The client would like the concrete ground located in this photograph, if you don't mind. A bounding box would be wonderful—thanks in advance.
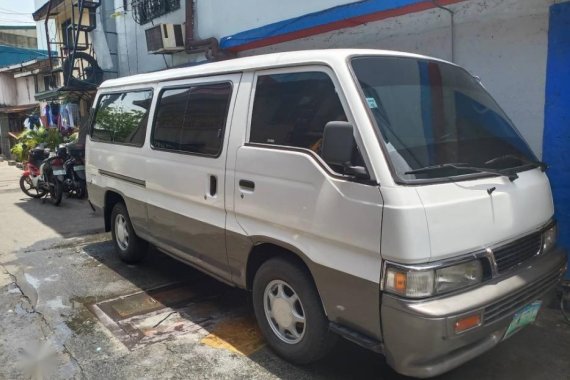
[0,161,569,380]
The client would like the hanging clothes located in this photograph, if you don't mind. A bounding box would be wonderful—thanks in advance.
[60,103,70,131]
[49,103,60,128]
[40,103,48,128]
[28,115,40,129]
[66,103,79,128]
[59,102,80,130]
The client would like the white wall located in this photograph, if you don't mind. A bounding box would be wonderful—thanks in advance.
[0,74,35,106]
[35,18,56,52]
[114,0,190,77]
[16,77,36,105]
[195,0,358,39]
[243,0,551,157]
[0,74,17,106]
[113,0,360,76]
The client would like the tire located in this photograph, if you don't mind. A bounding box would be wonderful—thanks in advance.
[49,177,63,206]
[110,202,147,263]
[252,257,337,364]
[78,181,87,199]
[19,175,46,198]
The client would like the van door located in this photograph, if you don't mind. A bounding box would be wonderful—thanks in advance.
[231,67,384,339]
[146,73,241,282]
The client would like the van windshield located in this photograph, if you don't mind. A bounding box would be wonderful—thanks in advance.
[350,56,539,182]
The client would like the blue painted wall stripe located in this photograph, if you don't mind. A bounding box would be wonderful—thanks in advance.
[543,1,570,278]
[221,0,442,50]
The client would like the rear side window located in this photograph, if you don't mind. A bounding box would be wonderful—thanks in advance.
[152,82,232,157]
[250,71,347,152]
[91,90,153,146]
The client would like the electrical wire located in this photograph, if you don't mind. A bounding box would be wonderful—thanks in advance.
[0,7,34,15]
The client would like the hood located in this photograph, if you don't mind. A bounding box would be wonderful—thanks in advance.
[415,168,553,261]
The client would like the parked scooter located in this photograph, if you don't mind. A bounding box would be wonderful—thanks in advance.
[19,144,66,206]
[62,142,87,199]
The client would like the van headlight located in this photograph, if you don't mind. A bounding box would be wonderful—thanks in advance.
[384,260,483,298]
[542,224,557,253]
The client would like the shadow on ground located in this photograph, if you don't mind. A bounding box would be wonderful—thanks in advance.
[15,197,104,238]
[81,240,406,380]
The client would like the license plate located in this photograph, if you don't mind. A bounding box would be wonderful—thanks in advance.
[503,300,542,339]
[53,169,66,176]
[73,165,85,171]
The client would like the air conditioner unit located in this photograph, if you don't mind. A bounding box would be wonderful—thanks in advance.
[145,24,185,54]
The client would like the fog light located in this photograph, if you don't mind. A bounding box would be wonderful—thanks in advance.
[454,314,481,333]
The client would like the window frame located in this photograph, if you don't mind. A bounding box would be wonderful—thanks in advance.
[89,88,154,148]
[149,80,234,159]
[247,65,374,183]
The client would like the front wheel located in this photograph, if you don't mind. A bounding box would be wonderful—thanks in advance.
[19,175,46,198]
[252,257,337,364]
[49,177,63,206]
[110,203,147,263]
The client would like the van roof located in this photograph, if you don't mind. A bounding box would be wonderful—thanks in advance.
[99,49,450,89]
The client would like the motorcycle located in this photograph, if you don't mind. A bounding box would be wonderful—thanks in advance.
[19,144,66,206]
[62,143,87,199]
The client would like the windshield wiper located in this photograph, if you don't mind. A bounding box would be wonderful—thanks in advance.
[405,162,519,181]
[484,154,547,172]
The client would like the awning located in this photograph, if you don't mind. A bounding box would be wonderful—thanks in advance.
[33,0,65,21]
[0,104,38,114]
[35,86,97,102]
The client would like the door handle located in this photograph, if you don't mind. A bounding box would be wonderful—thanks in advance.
[239,179,255,191]
[209,175,217,196]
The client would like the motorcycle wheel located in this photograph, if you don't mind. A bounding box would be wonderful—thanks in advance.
[19,175,47,198]
[49,177,63,206]
[77,181,87,199]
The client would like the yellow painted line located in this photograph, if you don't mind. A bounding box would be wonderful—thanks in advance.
[201,316,265,356]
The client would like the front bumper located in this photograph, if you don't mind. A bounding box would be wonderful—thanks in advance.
[381,247,567,378]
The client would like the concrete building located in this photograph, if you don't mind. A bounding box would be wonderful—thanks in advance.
[0,45,51,159]
[0,26,38,49]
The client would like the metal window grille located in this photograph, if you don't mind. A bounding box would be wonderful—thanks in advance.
[132,0,181,25]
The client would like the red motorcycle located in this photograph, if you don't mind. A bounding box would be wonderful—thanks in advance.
[19,145,65,206]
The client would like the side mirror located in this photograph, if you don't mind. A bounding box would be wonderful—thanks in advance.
[321,121,369,179]
[321,121,355,166]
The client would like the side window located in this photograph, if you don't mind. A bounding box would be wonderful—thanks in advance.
[250,71,347,154]
[91,90,153,146]
[152,82,232,156]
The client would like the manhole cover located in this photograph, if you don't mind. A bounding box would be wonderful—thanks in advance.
[87,280,264,354]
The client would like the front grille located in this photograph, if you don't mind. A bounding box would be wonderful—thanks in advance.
[483,269,561,324]
[493,232,542,273]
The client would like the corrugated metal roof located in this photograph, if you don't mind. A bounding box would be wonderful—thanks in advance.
[0,44,50,69]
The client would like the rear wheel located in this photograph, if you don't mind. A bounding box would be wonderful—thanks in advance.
[111,203,147,263]
[49,176,63,206]
[19,175,46,198]
[252,257,337,364]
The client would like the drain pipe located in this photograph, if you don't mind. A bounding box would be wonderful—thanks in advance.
[185,0,234,61]
[432,0,455,62]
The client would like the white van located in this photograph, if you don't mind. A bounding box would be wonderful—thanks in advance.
[86,49,567,378]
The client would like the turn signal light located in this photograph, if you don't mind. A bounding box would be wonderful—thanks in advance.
[394,272,407,292]
[454,314,481,333]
